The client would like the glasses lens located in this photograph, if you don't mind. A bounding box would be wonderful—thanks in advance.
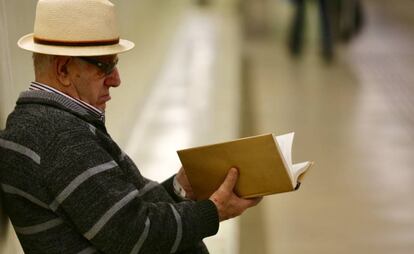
[78,57,118,76]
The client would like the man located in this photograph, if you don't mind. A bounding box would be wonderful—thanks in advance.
[0,0,260,253]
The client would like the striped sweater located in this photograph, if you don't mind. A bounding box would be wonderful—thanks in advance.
[0,89,219,254]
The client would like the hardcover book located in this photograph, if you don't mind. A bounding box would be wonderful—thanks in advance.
[177,132,313,200]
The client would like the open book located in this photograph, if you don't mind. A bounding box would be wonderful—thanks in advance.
[177,132,313,200]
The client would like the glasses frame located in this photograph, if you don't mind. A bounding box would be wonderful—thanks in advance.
[77,57,119,76]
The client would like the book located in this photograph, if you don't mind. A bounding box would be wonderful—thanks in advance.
[177,132,313,200]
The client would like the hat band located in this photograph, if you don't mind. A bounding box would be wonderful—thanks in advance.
[34,37,120,47]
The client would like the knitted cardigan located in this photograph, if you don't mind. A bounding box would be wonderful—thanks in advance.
[0,90,219,254]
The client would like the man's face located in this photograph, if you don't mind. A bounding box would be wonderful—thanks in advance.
[69,54,120,111]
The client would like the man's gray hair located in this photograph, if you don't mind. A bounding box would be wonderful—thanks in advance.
[32,53,55,77]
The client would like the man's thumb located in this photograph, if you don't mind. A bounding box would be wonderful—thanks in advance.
[220,168,238,191]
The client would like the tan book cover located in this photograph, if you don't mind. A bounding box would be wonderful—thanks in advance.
[177,132,313,200]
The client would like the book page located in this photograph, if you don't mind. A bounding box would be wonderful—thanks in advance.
[292,161,312,185]
[274,132,294,167]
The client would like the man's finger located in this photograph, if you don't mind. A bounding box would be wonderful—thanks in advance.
[238,197,262,209]
[247,197,262,207]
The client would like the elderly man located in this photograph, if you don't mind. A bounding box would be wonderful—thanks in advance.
[0,0,260,253]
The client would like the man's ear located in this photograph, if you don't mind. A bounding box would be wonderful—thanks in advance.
[55,56,72,87]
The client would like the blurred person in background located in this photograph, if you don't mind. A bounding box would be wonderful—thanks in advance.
[289,0,365,60]
[0,0,260,253]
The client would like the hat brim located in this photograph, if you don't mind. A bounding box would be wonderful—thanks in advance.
[17,33,135,56]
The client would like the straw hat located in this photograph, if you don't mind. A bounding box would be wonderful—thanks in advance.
[18,0,134,56]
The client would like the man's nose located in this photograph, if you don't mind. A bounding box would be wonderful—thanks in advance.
[105,67,121,87]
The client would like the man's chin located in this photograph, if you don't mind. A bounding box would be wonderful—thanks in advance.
[97,95,111,111]
[94,101,106,111]
[98,104,106,111]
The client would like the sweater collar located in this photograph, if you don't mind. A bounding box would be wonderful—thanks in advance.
[18,82,106,124]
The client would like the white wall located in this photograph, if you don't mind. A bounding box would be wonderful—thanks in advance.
[0,0,36,128]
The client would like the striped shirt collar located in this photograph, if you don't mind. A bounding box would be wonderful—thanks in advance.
[29,81,105,122]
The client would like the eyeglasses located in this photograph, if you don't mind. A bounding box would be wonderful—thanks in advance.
[77,57,119,76]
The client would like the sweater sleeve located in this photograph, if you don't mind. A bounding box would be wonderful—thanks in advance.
[41,129,219,254]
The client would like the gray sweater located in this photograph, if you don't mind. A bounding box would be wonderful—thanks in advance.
[0,90,219,254]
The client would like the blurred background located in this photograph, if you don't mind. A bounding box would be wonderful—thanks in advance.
[1,0,414,253]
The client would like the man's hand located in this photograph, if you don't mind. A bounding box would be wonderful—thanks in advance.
[209,168,262,221]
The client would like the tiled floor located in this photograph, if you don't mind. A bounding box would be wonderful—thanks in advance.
[239,0,414,253]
